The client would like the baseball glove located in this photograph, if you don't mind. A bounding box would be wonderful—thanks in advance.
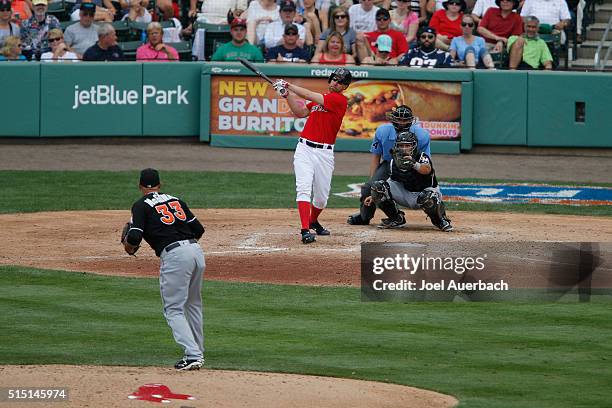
[121,222,139,255]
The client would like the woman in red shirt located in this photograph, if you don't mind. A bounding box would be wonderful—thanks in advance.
[429,0,465,50]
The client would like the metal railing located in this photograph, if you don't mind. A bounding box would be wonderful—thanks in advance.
[594,15,612,70]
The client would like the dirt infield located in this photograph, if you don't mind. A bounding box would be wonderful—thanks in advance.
[2,209,611,285]
[0,365,458,408]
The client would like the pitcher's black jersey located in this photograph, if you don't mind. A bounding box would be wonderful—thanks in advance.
[130,192,204,256]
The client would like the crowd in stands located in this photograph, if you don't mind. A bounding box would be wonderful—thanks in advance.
[0,0,586,69]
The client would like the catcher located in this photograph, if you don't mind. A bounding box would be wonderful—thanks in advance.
[369,131,453,232]
[347,105,430,226]
[121,168,206,371]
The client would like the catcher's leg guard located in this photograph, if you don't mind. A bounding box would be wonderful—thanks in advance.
[371,181,402,222]
[417,188,453,232]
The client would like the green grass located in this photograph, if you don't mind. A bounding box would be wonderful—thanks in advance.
[1,171,610,216]
[1,266,611,408]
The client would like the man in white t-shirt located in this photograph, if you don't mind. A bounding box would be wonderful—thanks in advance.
[263,0,306,49]
[520,0,570,29]
[471,0,497,23]
[349,0,379,32]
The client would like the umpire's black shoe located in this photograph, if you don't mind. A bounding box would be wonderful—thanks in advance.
[310,221,330,235]
[301,229,316,244]
[347,214,369,225]
[175,357,204,371]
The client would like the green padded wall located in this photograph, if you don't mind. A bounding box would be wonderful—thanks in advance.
[0,63,40,137]
[527,72,612,147]
[142,62,201,136]
[473,71,528,145]
[40,63,142,137]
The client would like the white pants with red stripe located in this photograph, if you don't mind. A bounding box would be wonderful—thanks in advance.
[293,141,335,208]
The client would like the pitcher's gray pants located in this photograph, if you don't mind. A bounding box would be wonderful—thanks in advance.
[159,240,205,360]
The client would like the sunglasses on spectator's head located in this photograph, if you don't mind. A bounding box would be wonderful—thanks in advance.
[461,22,474,27]
[48,37,63,42]
[398,0,410,2]
[285,31,298,35]
[447,1,461,5]
[376,16,389,21]
[334,14,347,19]
[420,34,435,39]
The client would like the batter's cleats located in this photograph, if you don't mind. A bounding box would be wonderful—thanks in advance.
[174,358,204,371]
[378,212,406,229]
[301,229,316,244]
[347,214,369,225]
[310,221,330,235]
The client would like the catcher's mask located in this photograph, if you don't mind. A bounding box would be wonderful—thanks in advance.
[387,105,415,132]
[328,68,352,86]
[392,131,418,171]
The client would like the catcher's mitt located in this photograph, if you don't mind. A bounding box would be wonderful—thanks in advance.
[121,222,139,255]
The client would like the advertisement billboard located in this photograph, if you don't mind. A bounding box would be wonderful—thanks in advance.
[210,76,462,141]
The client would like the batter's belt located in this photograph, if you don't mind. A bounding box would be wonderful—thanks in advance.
[299,138,333,150]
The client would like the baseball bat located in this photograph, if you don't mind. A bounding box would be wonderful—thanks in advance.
[237,58,288,97]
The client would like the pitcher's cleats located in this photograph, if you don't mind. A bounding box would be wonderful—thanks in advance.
[175,358,203,371]
[378,211,406,229]
[309,221,330,235]
[301,229,316,244]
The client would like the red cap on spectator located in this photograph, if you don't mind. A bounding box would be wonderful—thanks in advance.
[230,18,247,28]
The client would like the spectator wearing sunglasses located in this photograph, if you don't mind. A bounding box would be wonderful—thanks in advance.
[348,0,379,33]
[390,0,419,45]
[0,0,20,47]
[399,26,452,67]
[477,0,522,53]
[429,0,465,50]
[449,15,494,68]
[356,8,408,63]
[316,8,357,55]
[0,34,26,60]
[41,28,80,62]
[64,2,99,57]
[265,23,310,62]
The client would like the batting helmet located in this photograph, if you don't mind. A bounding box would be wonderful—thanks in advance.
[392,131,418,171]
[387,105,415,132]
[328,68,352,86]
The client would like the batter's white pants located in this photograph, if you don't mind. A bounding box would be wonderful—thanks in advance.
[293,141,335,209]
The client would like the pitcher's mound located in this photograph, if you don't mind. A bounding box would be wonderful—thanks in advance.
[1,365,457,408]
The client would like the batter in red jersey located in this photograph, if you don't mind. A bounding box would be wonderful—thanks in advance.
[272,68,352,244]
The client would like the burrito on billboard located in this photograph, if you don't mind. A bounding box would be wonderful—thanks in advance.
[341,80,462,139]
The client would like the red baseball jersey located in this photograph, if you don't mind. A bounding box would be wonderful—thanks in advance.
[301,92,348,145]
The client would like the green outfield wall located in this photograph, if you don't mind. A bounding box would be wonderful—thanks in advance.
[0,63,610,151]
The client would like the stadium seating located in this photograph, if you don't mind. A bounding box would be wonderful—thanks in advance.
[193,22,231,60]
